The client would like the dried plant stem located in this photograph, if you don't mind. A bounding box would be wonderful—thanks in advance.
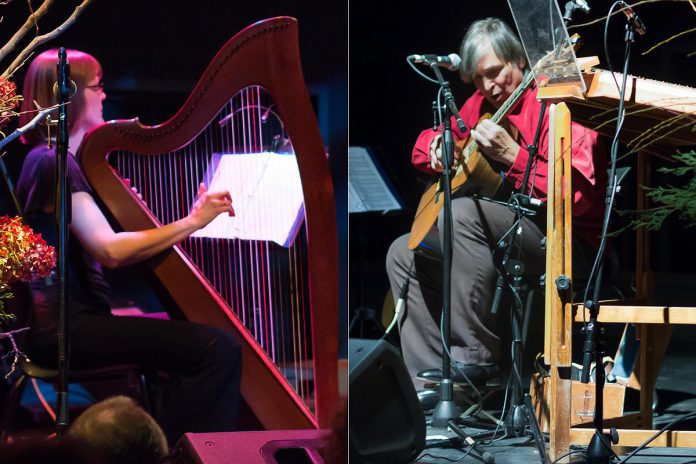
[642,26,696,55]
[0,0,54,64]
[2,0,95,79]
[569,0,695,30]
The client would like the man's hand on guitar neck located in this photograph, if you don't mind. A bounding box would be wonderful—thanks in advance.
[428,134,464,172]
[470,119,520,167]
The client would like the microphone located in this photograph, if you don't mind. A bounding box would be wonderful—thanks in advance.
[408,53,461,71]
[618,1,646,35]
[563,0,590,22]
[574,0,591,13]
[52,80,77,98]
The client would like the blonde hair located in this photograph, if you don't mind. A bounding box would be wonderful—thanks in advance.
[19,48,102,146]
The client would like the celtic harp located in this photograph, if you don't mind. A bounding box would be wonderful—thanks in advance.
[78,17,340,430]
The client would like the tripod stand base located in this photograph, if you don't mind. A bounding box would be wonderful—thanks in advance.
[584,431,617,464]
[432,400,463,428]
[505,404,527,437]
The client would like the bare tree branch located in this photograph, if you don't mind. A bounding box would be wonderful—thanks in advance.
[569,0,694,30]
[0,0,54,64]
[2,0,94,79]
[642,26,696,55]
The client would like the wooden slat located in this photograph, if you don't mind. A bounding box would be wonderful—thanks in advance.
[571,428,696,448]
[573,305,696,324]
[548,102,575,461]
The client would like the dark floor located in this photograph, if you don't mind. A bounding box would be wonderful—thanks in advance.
[412,340,696,464]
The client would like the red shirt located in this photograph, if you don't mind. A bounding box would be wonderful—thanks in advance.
[412,87,607,249]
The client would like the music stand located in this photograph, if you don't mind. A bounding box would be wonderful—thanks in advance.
[349,146,404,215]
[349,146,405,337]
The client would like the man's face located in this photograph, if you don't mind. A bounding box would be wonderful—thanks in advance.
[471,44,525,108]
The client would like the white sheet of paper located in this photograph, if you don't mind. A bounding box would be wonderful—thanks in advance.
[349,146,402,214]
[190,152,305,247]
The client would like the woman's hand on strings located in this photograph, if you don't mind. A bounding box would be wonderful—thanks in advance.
[189,183,234,229]
[124,178,145,204]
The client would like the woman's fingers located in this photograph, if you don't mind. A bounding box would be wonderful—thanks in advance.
[197,182,207,198]
[205,190,235,217]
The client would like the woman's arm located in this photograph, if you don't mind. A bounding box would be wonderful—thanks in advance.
[70,183,233,268]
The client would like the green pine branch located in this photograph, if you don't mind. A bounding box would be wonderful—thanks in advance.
[624,150,696,231]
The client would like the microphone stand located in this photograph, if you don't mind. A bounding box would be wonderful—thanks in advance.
[487,98,549,464]
[581,20,637,464]
[0,157,23,217]
[55,47,72,437]
[0,107,59,217]
[427,63,495,464]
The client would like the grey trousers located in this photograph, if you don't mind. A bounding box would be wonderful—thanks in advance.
[386,197,547,383]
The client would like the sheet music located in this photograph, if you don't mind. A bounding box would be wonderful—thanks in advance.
[191,152,304,247]
[349,146,403,214]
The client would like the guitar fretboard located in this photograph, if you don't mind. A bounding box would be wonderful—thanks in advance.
[461,71,536,164]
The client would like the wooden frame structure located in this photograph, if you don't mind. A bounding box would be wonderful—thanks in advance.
[540,75,696,460]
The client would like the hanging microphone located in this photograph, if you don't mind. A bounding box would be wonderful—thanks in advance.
[52,80,77,98]
[574,0,591,13]
[408,53,461,71]
[618,1,646,35]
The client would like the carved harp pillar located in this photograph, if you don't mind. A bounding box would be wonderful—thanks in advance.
[78,17,340,430]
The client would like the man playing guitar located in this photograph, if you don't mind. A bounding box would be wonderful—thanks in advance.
[386,17,607,395]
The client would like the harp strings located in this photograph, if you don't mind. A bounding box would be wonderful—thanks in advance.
[112,85,314,411]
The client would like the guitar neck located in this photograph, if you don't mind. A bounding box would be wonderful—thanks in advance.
[460,71,536,164]
[491,71,536,124]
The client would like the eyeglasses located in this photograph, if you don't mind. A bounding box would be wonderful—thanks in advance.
[85,81,105,92]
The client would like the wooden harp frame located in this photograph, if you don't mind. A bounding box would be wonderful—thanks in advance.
[78,17,339,430]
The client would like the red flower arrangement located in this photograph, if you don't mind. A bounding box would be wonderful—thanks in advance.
[0,215,56,321]
[0,77,20,132]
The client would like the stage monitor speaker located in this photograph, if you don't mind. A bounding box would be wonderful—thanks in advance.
[349,338,425,464]
[171,430,330,464]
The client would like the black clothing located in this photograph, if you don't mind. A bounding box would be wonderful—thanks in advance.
[16,145,110,348]
[16,145,241,443]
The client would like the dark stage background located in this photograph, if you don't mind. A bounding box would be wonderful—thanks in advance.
[0,1,348,355]
[349,1,696,344]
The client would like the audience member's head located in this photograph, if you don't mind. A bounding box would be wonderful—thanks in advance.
[68,395,169,464]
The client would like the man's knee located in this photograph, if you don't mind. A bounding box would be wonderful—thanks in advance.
[449,198,481,229]
[386,234,411,273]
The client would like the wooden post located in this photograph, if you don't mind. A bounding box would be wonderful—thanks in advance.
[545,102,574,461]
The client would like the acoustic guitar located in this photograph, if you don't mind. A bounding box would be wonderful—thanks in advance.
[408,70,536,250]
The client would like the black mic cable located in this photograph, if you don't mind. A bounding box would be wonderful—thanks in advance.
[448,419,495,464]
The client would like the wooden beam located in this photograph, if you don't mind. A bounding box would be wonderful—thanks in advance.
[547,102,575,461]
[571,428,696,448]
[573,305,696,324]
